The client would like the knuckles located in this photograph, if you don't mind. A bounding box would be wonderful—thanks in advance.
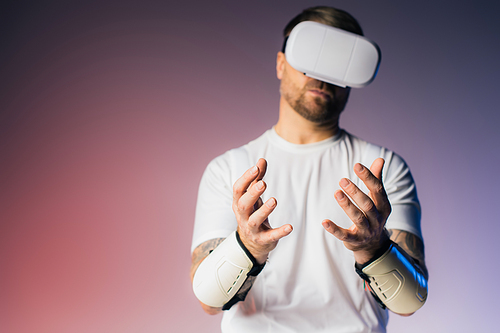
[346,184,359,196]
[232,182,245,196]
[236,200,250,212]
[353,214,366,226]
[251,180,266,194]
[371,182,385,195]
[361,200,376,214]
[247,220,257,228]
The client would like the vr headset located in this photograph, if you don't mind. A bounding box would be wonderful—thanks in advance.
[283,21,381,88]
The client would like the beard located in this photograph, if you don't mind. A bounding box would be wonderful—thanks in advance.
[281,78,350,124]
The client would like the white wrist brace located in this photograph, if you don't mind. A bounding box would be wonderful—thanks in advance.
[192,231,265,308]
[356,242,428,314]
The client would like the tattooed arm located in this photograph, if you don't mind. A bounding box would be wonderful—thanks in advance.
[190,238,258,315]
[388,229,428,279]
[190,238,224,314]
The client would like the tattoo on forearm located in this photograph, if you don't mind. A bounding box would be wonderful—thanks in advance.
[190,238,225,280]
[388,229,428,278]
[388,229,425,261]
[236,275,256,298]
[221,272,258,310]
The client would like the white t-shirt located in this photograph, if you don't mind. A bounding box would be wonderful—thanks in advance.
[192,128,422,333]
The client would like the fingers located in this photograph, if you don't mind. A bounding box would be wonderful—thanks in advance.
[327,159,392,260]
[266,223,293,242]
[237,196,292,262]
[334,159,391,230]
[233,158,285,233]
[236,180,267,216]
[231,158,291,261]
[233,159,268,202]
[247,197,277,231]
[238,220,293,264]
[240,220,293,246]
[233,164,259,203]
[369,158,384,180]
[246,197,292,242]
[255,158,267,182]
[232,159,267,213]
[350,160,391,218]
[336,182,376,229]
[322,219,353,242]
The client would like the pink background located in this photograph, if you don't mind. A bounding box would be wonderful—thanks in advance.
[1,1,499,332]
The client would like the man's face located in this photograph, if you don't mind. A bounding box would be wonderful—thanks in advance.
[277,52,350,124]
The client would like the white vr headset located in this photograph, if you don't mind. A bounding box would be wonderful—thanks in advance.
[284,21,381,88]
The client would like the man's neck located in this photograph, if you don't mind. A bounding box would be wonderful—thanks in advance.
[274,97,340,145]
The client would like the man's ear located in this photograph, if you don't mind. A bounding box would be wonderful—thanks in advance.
[276,51,286,80]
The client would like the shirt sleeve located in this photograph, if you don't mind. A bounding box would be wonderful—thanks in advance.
[191,151,238,253]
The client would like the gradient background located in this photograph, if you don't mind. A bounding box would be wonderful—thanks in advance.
[1,1,499,332]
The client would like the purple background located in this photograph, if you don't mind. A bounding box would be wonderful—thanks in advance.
[1,1,499,332]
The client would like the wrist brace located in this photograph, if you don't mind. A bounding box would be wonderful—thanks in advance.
[193,231,265,308]
[355,242,428,314]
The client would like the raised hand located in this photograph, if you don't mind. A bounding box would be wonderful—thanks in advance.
[233,158,293,264]
[322,158,392,264]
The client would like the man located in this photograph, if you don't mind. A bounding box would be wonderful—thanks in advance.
[190,6,428,333]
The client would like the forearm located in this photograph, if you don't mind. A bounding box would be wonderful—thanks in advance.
[356,230,428,315]
[190,238,225,314]
[190,262,222,314]
[191,259,259,315]
[388,229,428,279]
[191,232,264,313]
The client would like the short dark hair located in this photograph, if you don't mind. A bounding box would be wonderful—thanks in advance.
[283,6,364,37]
